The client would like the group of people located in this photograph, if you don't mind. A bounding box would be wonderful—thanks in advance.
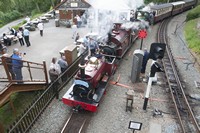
[49,56,68,83]
[2,16,44,48]
[2,27,31,47]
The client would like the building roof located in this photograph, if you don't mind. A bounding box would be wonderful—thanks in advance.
[54,0,91,10]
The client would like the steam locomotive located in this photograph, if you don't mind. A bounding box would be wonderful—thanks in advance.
[62,21,140,112]
[135,0,197,25]
[62,0,197,112]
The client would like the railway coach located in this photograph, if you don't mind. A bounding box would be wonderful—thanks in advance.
[147,0,196,24]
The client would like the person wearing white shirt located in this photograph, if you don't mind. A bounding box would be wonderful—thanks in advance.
[25,16,31,24]
[74,15,82,28]
[37,22,44,37]
[78,42,87,56]
[17,30,25,46]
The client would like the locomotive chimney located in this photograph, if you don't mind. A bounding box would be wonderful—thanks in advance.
[112,22,122,34]
[79,56,86,79]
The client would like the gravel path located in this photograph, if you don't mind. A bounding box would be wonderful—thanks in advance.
[29,12,200,133]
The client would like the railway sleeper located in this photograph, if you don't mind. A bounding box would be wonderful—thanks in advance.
[166,69,174,75]
[165,66,173,70]
[163,60,171,64]
[168,75,176,82]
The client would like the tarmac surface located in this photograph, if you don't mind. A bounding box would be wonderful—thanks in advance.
[0,19,91,80]
[1,12,200,133]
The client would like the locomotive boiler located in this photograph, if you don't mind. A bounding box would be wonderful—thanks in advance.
[100,22,139,59]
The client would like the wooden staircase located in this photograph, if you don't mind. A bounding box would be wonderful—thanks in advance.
[0,56,49,107]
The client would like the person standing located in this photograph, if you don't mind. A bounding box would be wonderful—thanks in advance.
[74,15,82,28]
[25,16,31,24]
[58,56,68,73]
[37,22,44,37]
[141,48,149,74]
[88,37,99,56]
[23,28,31,47]
[75,32,80,43]
[17,30,25,46]
[9,27,17,36]
[49,57,61,99]
[49,57,61,82]
[71,24,77,39]
[12,48,23,83]
[78,41,87,56]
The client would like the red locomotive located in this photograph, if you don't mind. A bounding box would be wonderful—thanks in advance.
[62,22,139,112]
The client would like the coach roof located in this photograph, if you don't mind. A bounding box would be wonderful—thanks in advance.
[150,3,173,10]
[171,1,185,6]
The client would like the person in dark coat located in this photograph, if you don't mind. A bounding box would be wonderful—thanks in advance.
[12,48,23,83]
[3,33,11,46]
[23,28,31,47]
[141,48,149,74]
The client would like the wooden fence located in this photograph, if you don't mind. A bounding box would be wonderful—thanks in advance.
[6,51,88,133]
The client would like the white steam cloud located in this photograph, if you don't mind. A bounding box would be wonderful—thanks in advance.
[84,0,144,37]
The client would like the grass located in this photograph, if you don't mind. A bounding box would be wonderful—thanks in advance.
[0,91,40,130]
[184,18,200,54]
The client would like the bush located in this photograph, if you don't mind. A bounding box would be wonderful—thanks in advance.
[31,9,40,17]
[184,18,200,54]
[186,5,200,21]
[0,10,23,28]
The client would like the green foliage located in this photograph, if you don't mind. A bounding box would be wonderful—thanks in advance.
[0,92,37,129]
[186,5,200,21]
[184,18,200,54]
[0,10,22,27]
[31,9,41,16]
[0,0,57,27]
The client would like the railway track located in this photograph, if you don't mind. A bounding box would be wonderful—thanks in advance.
[157,18,200,133]
[61,111,92,133]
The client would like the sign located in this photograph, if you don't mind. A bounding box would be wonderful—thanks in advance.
[138,29,147,39]
[71,3,78,7]
[128,121,142,133]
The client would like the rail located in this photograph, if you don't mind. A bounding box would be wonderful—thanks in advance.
[61,111,92,133]
[157,19,200,132]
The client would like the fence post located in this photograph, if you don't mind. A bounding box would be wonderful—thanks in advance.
[1,56,12,82]
[43,60,49,84]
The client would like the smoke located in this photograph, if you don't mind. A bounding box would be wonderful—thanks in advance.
[84,0,145,38]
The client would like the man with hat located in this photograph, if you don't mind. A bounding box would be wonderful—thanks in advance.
[12,48,23,83]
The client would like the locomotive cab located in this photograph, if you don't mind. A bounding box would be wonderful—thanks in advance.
[72,80,94,101]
